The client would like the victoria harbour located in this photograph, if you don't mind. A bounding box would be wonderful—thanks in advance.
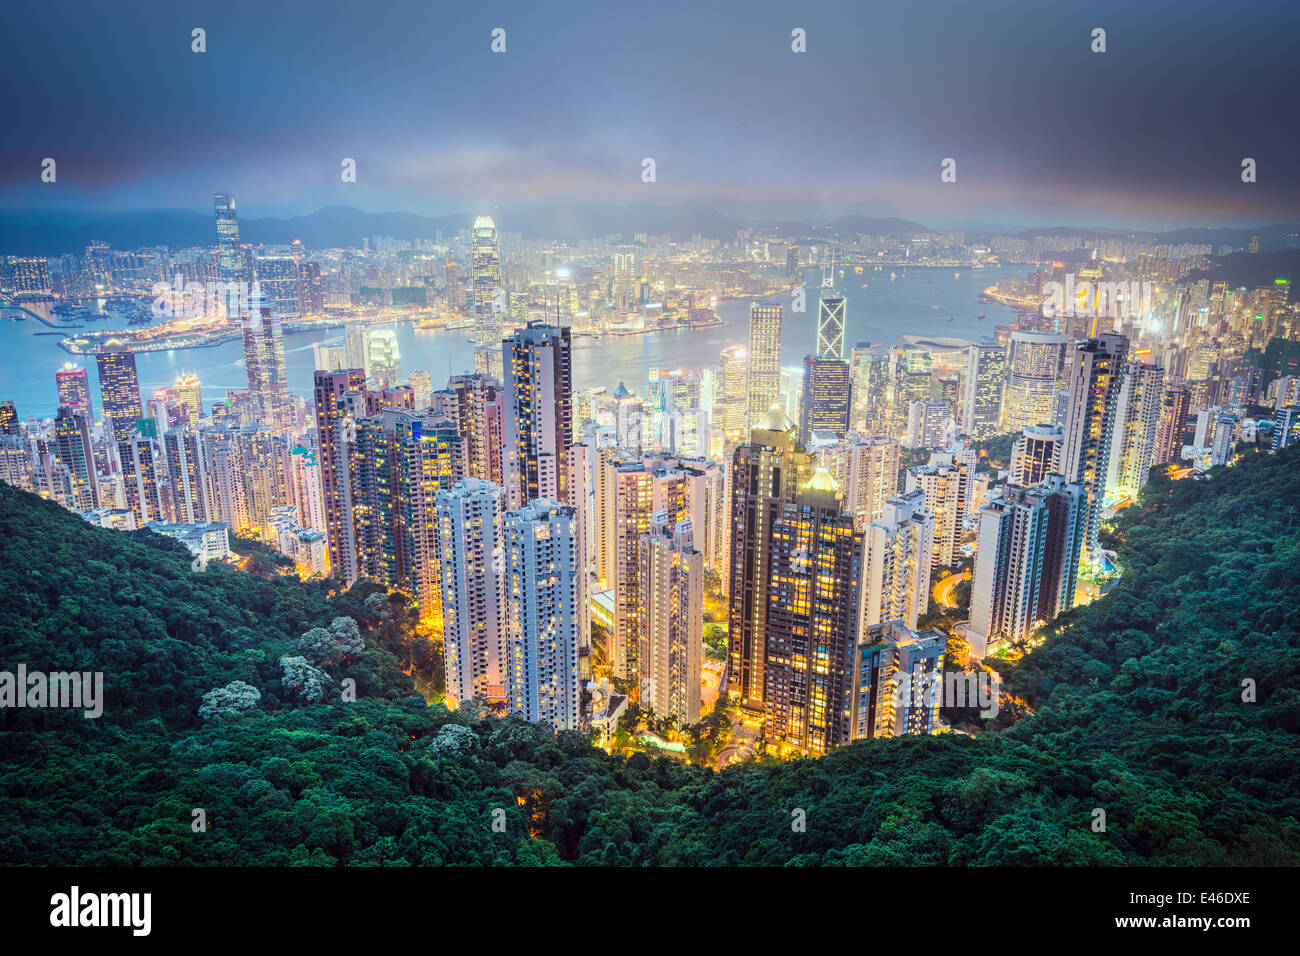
[1,265,1024,418]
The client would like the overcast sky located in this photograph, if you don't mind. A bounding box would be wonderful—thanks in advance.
[3,0,1298,229]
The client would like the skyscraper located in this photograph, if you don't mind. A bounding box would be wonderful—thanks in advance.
[120,427,165,525]
[242,302,292,433]
[815,434,901,530]
[1107,360,1164,499]
[314,368,368,580]
[745,303,782,429]
[860,489,934,631]
[816,287,846,360]
[763,468,862,755]
[637,513,703,724]
[472,216,503,359]
[1004,332,1068,433]
[0,401,18,437]
[436,478,506,706]
[1154,384,1191,465]
[55,362,91,417]
[905,447,975,571]
[53,405,98,510]
[444,374,504,484]
[503,498,583,731]
[597,452,688,681]
[856,621,947,738]
[174,374,203,423]
[213,193,245,282]
[799,355,851,444]
[967,476,1086,658]
[1061,334,1129,567]
[1009,424,1065,487]
[96,344,144,443]
[960,342,1006,438]
[502,323,575,511]
[367,327,401,388]
[716,345,749,451]
[726,408,812,711]
[163,427,209,524]
[255,256,301,317]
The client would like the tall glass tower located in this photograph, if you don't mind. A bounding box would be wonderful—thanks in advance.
[213,193,245,282]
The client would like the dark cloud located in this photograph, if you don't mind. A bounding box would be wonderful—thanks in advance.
[1,0,1297,228]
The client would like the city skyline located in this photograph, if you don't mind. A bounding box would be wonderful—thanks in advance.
[1,0,1298,892]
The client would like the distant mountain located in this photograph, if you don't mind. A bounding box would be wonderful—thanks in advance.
[1185,248,1300,288]
[821,214,931,237]
[2,203,1296,256]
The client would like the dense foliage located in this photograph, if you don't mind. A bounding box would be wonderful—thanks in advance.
[0,448,1298,866]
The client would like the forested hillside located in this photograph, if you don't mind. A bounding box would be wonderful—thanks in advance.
[0,449,1297,866]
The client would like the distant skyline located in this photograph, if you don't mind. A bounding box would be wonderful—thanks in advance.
[3,0,1299,230]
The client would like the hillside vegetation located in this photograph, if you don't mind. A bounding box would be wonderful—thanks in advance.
[0,448,1297,865]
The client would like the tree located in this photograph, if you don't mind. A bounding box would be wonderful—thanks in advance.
[198,680,261,720]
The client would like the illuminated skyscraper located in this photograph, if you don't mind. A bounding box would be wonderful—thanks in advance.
[163,427,209,524]
[175,374,203,423]
[0,401,18,437]
[367,327,401,388]
[314,368,368,580]
[503,498,583,731]
[637,513,703,724]
[745,303,782,429]
[472,216,503,356]
[1010,424,1065,487]
[726,408,812,711]
[120,426,165,525]
[502,323,575,511]
[799,355,851,444]
[53,405,98,510]
[96,344,144,443]
[815,434,900,530]
[1061,334,1129,567]
[436,478,507,706]
[445,374,504,484]
[55,363,91,417]
[763,468,861,755]
[905,447,975,570]
[816,287,846,360]
[860,489,934,631]
[242,302,292,433]
[255,256,301,317]
[967,476,1086,658]
[296,260,324,315]
[213,193,245,282]
[960,342,1006,438]
[1004,332,1067,433]
[1107,360,1164,499]
[716,345,748,451]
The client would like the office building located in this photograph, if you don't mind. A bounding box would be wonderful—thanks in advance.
[799,355,851,444]
[745,303,782,429]
[96,344,144,443]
